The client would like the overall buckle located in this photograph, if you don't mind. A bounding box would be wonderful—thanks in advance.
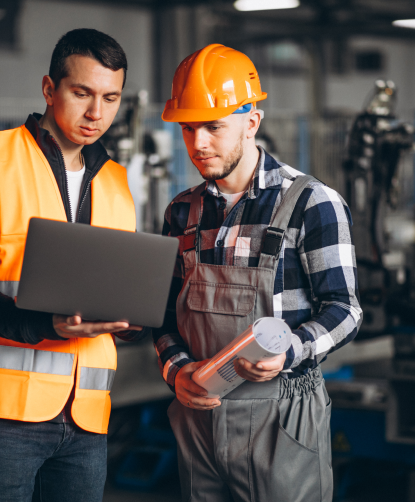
[183,224,198,253]
[262,226,285,258]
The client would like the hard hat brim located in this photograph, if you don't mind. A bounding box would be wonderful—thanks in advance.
[162,94,267,123]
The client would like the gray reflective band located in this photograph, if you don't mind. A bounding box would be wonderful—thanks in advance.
[0,346,74,375]
[0,281,19,298]
[79,367,116,391]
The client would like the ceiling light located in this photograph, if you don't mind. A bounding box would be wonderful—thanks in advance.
[234,0,300,11]
[392,19,415,29]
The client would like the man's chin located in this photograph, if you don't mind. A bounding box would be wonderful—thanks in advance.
[200,171,229,181]
[196,165,226,181]
[72,134,100,146]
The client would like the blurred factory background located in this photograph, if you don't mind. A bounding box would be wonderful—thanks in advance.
[3,0,415,500]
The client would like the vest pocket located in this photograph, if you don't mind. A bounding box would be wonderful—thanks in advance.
[187,281,257,316]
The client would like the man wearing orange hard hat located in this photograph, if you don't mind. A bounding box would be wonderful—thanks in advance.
[154,44,362,501]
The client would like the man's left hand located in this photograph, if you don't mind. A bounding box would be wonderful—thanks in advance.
[234,352,287,382]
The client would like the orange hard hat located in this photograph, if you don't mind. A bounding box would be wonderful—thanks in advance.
[162,44,267,122]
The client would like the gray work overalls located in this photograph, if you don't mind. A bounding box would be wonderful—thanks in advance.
[168,176,333,502]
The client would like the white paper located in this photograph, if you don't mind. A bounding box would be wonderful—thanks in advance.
[192,317,292,398]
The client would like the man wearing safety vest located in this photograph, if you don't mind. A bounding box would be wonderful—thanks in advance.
[0,29,145,502]
[153,44,363,501]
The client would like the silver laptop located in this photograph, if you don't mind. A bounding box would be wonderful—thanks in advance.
[16,218,179,328]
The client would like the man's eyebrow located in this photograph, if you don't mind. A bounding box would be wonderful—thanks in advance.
[70,84,121,96]
[178,121,226,126]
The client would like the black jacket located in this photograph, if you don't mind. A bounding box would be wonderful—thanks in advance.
[0,114,142,344]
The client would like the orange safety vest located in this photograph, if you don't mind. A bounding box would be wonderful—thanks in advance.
[0,125,136,433]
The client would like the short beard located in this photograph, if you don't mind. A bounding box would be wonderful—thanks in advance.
[193,135,244,181]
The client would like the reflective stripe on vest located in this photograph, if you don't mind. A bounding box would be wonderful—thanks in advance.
[0,281,19,298]
[0,345,74,375]
[79,367,116,391]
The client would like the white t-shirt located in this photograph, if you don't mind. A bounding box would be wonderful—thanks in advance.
[220,190,245,215]
[66,166,85,222]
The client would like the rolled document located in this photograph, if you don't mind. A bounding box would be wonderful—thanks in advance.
[192,317,292,398]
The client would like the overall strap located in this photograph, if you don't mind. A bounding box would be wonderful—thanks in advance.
[258,175,317,271]
[183,182,206,268]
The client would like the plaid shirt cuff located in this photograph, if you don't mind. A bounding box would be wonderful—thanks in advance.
[164,356,195,393]
[282,345,295,370]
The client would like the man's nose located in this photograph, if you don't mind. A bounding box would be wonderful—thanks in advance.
[85,99,102,121]
[193,128,209,151]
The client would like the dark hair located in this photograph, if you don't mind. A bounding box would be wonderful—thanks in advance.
[49,28,127,89]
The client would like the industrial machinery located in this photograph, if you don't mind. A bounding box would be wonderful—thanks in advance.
[328,81,415,501]
[343,79,414,339]
[101,92,173,234]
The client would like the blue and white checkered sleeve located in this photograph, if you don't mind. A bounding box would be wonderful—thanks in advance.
[152,202,195,392]
[284,182,363,371]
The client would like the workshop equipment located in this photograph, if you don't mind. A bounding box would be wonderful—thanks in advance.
[343,80,414,338]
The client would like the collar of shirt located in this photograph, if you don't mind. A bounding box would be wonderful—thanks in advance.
[204,146,286,200]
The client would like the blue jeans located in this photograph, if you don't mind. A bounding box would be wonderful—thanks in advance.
[0,419,107,502]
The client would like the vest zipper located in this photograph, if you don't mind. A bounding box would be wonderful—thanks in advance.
[77,180,91,221]
[65,170,73,223]
[49,136,73,222]
[48,134,108,223]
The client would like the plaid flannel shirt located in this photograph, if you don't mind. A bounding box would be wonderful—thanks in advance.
[153,148,363,390]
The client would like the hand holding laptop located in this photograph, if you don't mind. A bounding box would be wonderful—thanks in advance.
[53,315,143,339]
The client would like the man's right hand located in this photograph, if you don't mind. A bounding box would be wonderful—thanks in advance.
[175,361,221,411]
[53,315,141,339]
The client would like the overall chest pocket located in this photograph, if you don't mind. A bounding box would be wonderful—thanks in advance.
[187,281,257,316]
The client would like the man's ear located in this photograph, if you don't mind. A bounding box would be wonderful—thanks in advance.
[246,109,261,139]
[41,75,55,107]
